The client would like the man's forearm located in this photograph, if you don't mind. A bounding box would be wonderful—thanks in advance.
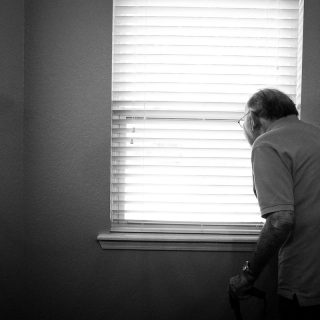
[250,211,294,278]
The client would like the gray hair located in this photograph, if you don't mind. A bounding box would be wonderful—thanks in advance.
[247,88,298,120]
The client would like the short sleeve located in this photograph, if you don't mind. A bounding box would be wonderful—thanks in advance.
[252,145,294,217]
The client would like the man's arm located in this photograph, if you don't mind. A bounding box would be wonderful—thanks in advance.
[250,210,294,278]
[229,210,294,297]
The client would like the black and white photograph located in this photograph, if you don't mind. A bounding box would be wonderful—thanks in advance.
[1,1,320,319]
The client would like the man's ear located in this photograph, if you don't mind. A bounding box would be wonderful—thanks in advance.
[258,117,272,131]
[250,112,262,130]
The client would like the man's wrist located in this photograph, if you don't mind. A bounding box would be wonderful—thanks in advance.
[242,261,257,283]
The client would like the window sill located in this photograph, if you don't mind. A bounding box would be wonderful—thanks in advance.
[97,232,258,251]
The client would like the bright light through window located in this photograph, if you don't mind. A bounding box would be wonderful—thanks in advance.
[111,0,303,227]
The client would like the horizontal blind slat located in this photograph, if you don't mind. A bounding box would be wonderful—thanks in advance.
[114,7,298,19]
[113,202,259,213]
[112,157,252,166]
[112,184,254,192]
[113,83,297,95]
[113,64,297,76]
[112,117,244,127]
[114,26,298,38]
[112,213,261,223]
[112,129,246,139]
[112,166,252,176]
[113,74,297,85]
[114,35,297,47]
[112,175,254,185]
[115,16,298,28]
[113,193,257,202]
[112,148,252,158]
[114,45,298,57]
[113,55,297,66]
[115,0,298,10]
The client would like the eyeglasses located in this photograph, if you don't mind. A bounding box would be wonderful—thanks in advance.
[237,111,250,128]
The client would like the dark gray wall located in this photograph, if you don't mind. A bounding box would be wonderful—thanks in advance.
[0,0,24,318]
[22,1,320,320]
[300,0,320,125]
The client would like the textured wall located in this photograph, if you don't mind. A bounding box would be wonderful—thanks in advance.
[0,0,24,318]
[23,1,320,320]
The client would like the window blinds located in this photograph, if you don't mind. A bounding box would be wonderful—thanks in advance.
[111,0,303,229]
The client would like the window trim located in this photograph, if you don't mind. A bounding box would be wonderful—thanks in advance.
[97,231,259,251]
[98,222,262,251]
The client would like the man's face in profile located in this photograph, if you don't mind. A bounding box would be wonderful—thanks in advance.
[243,110,262,146]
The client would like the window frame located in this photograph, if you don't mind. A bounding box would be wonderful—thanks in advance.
[98,0,304,251]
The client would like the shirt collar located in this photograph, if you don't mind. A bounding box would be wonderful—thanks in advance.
[266,115,299,133]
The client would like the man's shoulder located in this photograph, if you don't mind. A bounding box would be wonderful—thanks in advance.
[251,127,291,156]
[253,119,320,153]
[252,131,276,150]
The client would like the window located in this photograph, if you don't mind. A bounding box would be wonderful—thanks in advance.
[102,0,304,249]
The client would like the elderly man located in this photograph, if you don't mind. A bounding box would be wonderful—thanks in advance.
[229,89,320,320]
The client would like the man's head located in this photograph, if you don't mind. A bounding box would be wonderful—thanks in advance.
[242,89,298,145]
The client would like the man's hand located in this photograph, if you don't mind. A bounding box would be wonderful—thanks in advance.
[229,271,256,299]
[229,211,293,300]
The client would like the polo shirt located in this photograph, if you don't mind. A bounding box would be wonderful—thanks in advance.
[251,115,320,306]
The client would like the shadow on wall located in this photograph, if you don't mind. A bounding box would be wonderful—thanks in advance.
[0,92,24,319]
